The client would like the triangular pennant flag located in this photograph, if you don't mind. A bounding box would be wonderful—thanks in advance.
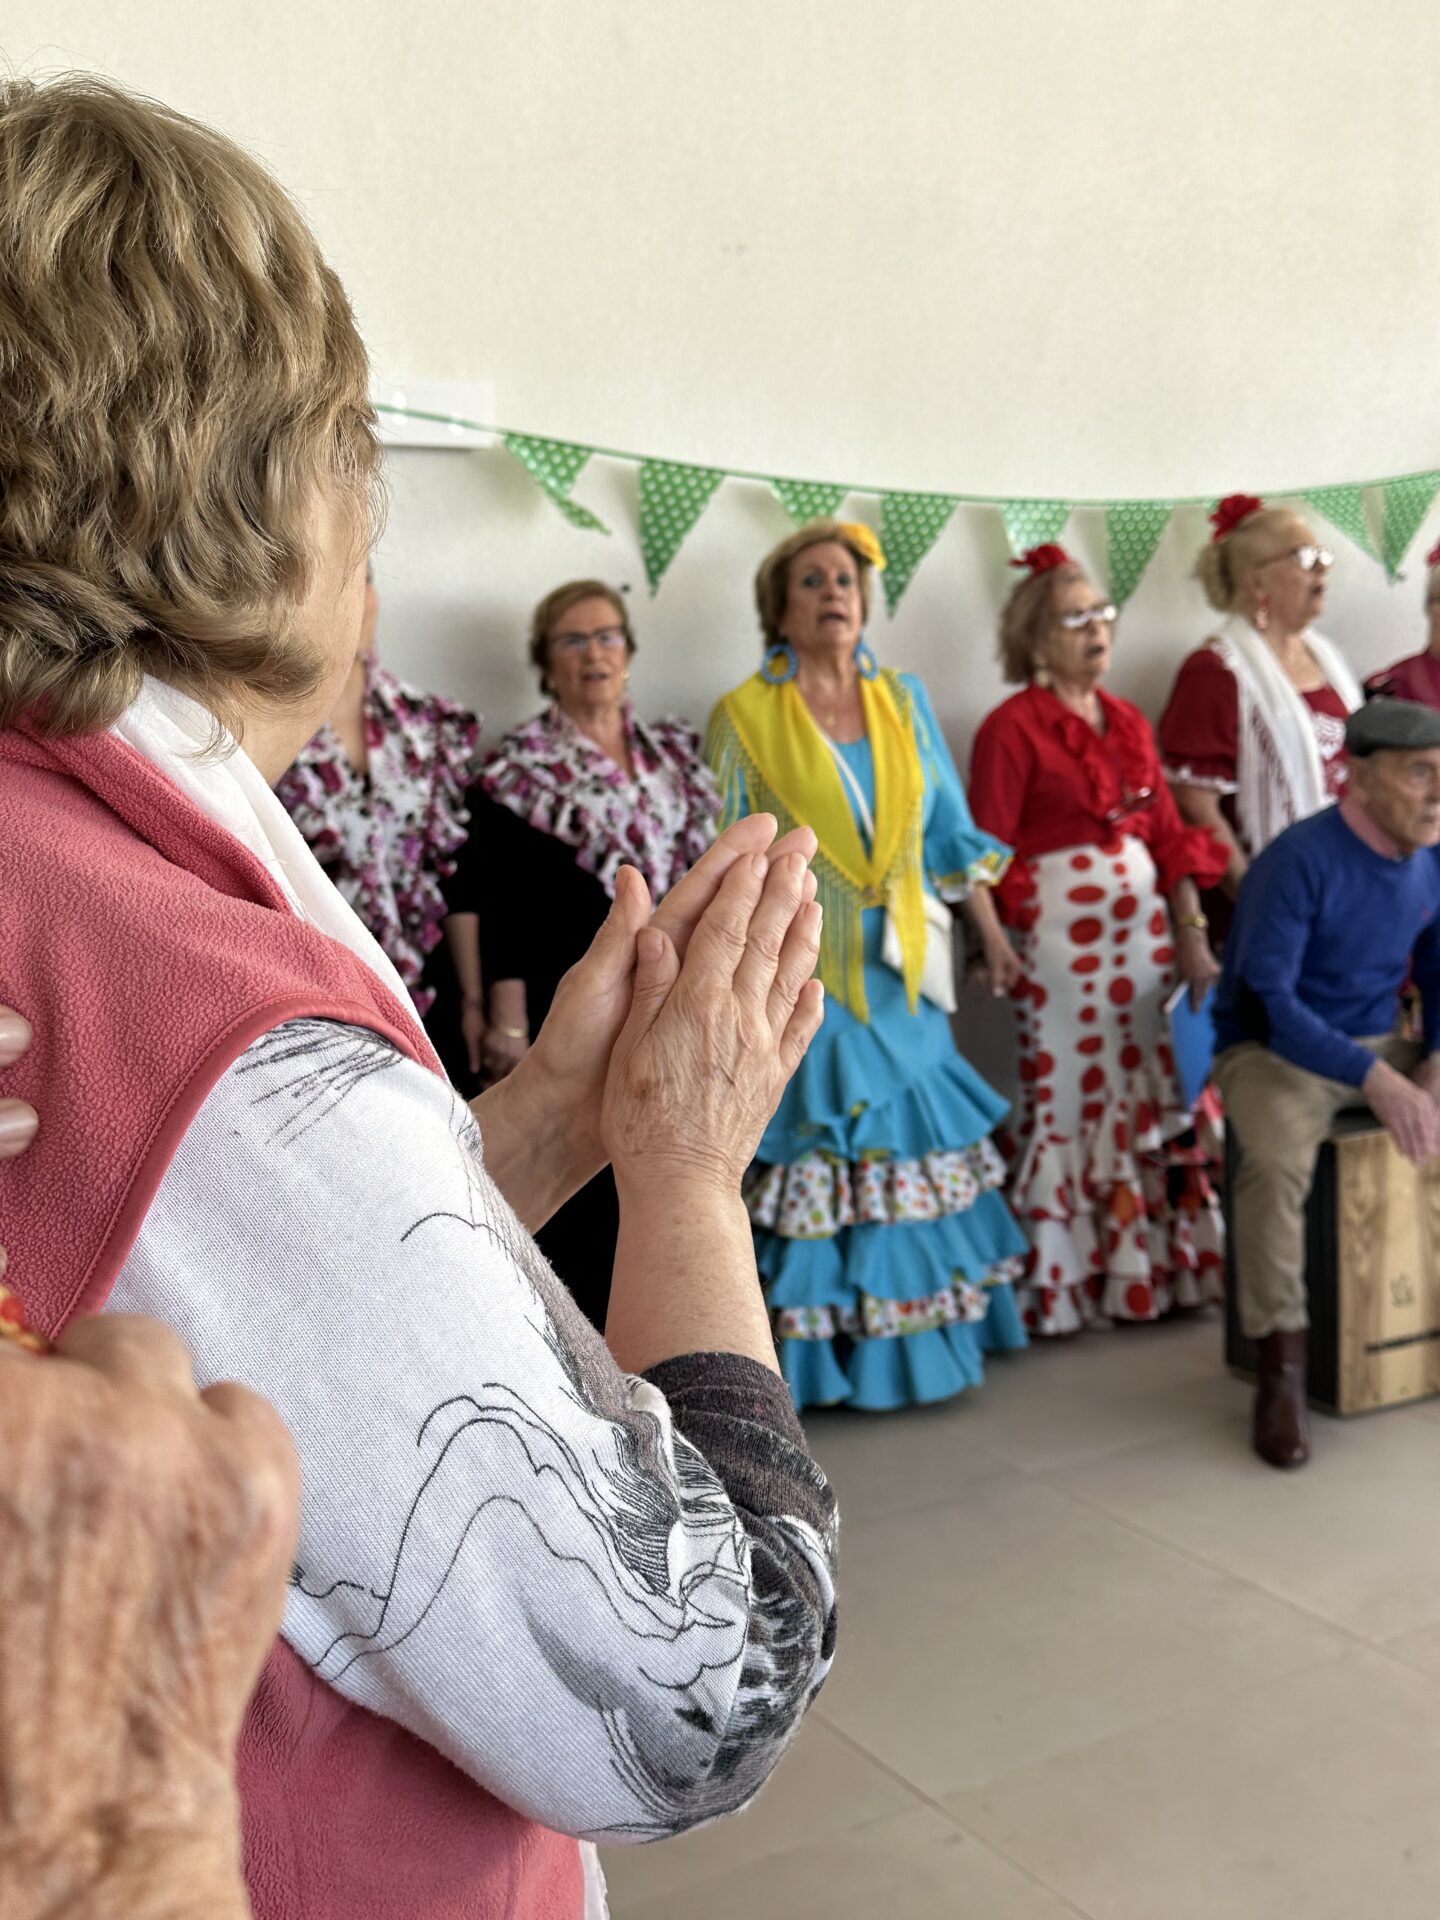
[1105,502,1173,606]
[638,459,726,591]
[1000,499,1071,558]
[878,492,958,614]
[503,434,609,532]
[1381,472,1440,580]
[1303,484,1377,562]
[771,478,848,523]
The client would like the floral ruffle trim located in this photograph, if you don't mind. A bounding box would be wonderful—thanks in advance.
[276,665,480,1012]
[745,1139,1008,1240]
[480,703,719,903]
[775,1261,1024,1344]
[1008,1061,1224,1335]
[930,844,1011,905]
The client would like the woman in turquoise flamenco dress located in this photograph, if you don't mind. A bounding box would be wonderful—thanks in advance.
[706,518,1030,1412]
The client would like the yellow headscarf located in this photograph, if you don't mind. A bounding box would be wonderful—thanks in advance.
[705,667,926,1023]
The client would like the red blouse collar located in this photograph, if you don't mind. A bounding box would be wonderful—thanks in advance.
[1022,685,1155,821]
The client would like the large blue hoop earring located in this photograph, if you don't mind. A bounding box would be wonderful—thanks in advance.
[853,637,879,680]
[761,643,799,684]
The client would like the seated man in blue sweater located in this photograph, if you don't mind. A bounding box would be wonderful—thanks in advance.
[1214,700,1440,1469]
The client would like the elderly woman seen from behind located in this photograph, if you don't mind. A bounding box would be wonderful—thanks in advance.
[1158,495,1363,937]
[1366,537,1440,705]
[0,76,836,1920]
[707,519,1030,1413]
[969,546,1230,1336]
[449,579,720,1330]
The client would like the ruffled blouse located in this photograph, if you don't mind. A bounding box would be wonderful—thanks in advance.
[968,685,1228,928]
[1364,650,1440,709]
[479,701,719,905]
[1158,646,1349,798]
[275,661,479,1013]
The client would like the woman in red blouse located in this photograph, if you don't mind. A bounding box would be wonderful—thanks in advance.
[1365,538,1440,707]
[969,546,1229,1336]
[1158,496,1362,935]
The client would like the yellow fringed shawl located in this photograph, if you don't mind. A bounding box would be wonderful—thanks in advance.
[705,667,926,1023]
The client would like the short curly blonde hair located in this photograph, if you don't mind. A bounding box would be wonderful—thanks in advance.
[1194,505,1310,614]
[0,75,381,738]
[997,562,1087,684]
[754,520,875,651]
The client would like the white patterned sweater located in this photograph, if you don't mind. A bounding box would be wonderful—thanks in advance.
[109,1018,839,1844]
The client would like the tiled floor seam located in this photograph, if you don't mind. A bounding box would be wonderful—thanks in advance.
[812,1711,1099,1920]
[1025,1469,1403,1657]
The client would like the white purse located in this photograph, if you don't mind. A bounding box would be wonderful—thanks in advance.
[881,889,959,1014]
[825,735,958,1014]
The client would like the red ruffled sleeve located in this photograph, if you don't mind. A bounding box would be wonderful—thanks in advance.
[1106,697,1230,895]
[968,703,1039,928]
[1157,646,1238,788]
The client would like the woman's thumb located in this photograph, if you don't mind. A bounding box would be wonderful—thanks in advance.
[626,926,679,1035]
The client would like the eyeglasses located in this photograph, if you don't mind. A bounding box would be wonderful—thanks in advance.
[1260,545,1333,573]
[551,626,629,654]
[1056,604,1117,632]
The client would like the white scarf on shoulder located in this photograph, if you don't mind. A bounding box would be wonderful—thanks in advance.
[1212,615,1362,855]
[111,676,415,1010]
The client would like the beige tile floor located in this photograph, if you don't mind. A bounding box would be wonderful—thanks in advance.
[601,1315,1440,1918]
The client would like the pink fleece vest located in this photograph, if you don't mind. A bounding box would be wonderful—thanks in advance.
[0,723,583,1920]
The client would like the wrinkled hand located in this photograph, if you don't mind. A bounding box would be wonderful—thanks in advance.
[0,1005,38,1175]
[1175,925,1221,1012]
[1365,1057,1440,1166]
[0,1006,38,1296]
[0,1316,299,1913]
[966,930,1022,1000]
[600,846,825,1193]
[518,815,818,1163]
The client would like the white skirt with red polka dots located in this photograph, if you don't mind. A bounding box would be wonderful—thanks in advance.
[1007,837,1224,1336]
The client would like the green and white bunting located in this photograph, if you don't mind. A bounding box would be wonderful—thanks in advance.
[1303,485,1376,562]
[378,400,1440,608]
[999,499,1071,559]
[1380,472,1440,581]
[879,492,959,614]
[502,433,608,532]
[1105,502,1173,606]
[638,459,726,591]
[771,478,848,523]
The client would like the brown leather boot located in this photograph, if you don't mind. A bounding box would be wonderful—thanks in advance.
[1253,1330,1311,1469]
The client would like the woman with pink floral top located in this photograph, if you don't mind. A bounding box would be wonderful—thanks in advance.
[456,578,720,1328]
[276,563,481,1081]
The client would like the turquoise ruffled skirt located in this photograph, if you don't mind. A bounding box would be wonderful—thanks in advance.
[748,911,1029,1412]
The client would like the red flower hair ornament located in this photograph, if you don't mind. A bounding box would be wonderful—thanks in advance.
[1426,537,1440,571]
[1210,493,1265,541]
[1010,543,1072,576]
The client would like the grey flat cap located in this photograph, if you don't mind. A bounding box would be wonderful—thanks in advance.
[1346,698,1440,756]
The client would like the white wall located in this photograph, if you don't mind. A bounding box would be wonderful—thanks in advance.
[8,0,1440,1087]
[8,0,1440,752]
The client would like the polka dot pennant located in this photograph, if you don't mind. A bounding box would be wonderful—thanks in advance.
[1303,484,1377,563]
[999,499,1071,559]
[878,491,959,614]
[1105,501,1173,606]
[502,434,609,533]
[772,479,848,524]
[1380,472,1440,581]
[638,459,726,591]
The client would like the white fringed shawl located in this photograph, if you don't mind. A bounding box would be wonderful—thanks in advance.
[1211,616,1362,854]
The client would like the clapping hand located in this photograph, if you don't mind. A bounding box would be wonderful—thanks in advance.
[513,815,819,1175]
[600,846,825,1192]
